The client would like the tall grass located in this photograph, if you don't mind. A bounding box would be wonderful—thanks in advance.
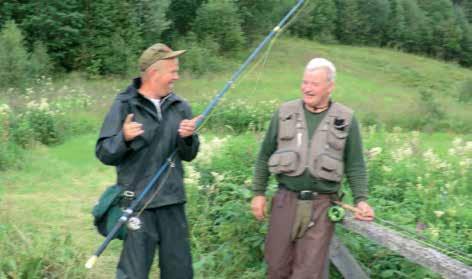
[0,224,87,278]
[183,129,471,278]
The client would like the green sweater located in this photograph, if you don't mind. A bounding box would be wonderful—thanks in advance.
[252,102,368,204]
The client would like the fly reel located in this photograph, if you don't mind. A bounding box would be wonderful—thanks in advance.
[328,205,345,222]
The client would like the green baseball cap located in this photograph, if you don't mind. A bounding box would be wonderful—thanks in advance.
[139,43,186,71]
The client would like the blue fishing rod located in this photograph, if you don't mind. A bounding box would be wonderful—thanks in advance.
[85,0,306,269]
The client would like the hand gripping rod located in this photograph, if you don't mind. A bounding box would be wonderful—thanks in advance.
[85,0,306,269]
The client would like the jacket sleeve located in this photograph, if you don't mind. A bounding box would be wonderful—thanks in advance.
[177,103,200,162]
[252,109,279,196]
[344,115,369,204]
[95,100,130,166]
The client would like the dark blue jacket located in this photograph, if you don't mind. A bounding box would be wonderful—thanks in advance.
[96,78,200,208]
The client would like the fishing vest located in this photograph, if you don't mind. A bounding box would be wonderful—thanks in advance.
[268,100,353,182]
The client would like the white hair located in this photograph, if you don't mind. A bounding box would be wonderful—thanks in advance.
[305,58,336,82]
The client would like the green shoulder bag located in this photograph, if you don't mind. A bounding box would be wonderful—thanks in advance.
[92,184,127,240]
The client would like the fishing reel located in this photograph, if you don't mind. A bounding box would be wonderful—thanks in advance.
[127,216,142,231]
[328,205,345,222]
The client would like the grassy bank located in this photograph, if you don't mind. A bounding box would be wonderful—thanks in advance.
[1,129,470,278]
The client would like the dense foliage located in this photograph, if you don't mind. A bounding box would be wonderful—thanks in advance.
[185,128,471,278]
[0,0,471,81]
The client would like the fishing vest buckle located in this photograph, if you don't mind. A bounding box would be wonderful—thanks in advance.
[298,190,318,200]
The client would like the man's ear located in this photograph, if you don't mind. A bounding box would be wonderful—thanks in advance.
[329,82,335,94]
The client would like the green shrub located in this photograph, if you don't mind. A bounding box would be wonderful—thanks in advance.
[192,0,246,53]
[176,32,226,76]
[0,224,87,278]
[193,99,279,133]
[10,99,63,146]
[183,129,472,277]
[29,41,53,79]
[458,79,472,103]
[0,21,29,89]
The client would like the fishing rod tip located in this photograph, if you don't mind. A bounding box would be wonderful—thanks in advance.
[85,255,98,269]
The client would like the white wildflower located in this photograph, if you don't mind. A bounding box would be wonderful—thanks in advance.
[382,166,392,173]
[452,137,463,147]
[368,147,382,158]
[465,141,472,152]
[211,171,225,183]
[433,211,445,218]
[184,165,201,186]
[0,104,11,115]
[38,98,49,111]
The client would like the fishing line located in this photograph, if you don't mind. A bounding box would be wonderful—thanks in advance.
[196,0,313,132]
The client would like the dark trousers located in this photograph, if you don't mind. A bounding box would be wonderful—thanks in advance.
[116,203,193,279]
[265,188,335,279]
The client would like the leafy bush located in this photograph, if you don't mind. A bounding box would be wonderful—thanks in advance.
[0,21,29,89]
[192,0,246,53]
[185,135,267,278]
[29,41,53,78]
[176,32,226,76]
[0,22,53,90]
[193,99,279,133]
[0,81,96,169]
[182,128,471,278]
[458,79,472,103]
[0,224,87,278]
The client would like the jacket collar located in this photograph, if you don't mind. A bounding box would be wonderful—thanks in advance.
[117,78,183,120]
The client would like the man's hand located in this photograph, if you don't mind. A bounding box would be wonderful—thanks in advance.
[355,201,374,221]
[178,115,202,138]
[123,114,144,141]
[251,196,267,221]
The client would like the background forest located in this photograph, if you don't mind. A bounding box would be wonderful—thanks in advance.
[1,0,472,81]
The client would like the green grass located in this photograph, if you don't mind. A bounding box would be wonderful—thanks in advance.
[2,37,466,134]
[1,130,469,278]
[1,134,120,278]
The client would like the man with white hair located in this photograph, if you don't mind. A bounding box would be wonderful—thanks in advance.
[251,58,374,278]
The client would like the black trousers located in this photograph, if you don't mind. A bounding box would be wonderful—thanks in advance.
[116,203,193,279]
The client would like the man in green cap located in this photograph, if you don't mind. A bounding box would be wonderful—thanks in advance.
[251,58,374,278]
[96,43,200,278]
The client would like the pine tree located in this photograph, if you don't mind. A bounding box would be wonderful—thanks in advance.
[385,0,407,47]
[235,0,281,42]
[165,0,204,39]
[416,0,462,58]
[455,5,472,66]
[311,0,338,43]
[0,21,29,88]
[359,0,391,45]
[132,0,171,47]
[79,0,143,75]
[288,4,316,39]
[401,0,431,53]
[192,0,246,53]
[29,41,53,79]
[14,0,84,70]
[335,0,363,44]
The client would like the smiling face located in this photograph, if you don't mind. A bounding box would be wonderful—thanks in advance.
[301,67,334,110]
[153,58,180,95]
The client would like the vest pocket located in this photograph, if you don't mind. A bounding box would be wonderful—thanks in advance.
[268,150,300,174]
[279,113,296,140]
[327,124,348,150]
[316,154,343,182]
